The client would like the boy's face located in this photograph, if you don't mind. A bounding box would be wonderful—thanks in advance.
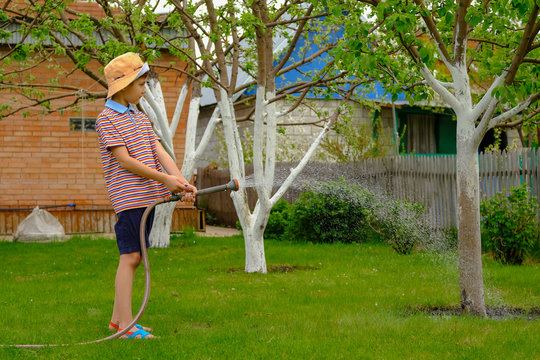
[118,76,147,104]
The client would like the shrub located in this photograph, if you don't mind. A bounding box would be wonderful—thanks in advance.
[287,179,378,243]
[375,200,427,254]
[235,199,294,241]
[264,198,294,241]
[237,178,430,253]
[285,179,430,253]
[480,184,539,265]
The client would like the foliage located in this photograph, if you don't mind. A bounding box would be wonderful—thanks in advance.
[441,226,459,252]
[321,110,393,162]
[480,184,539,265]
[205,210,219,226]
[327,0,540,125]
[285,178,428,253]
[375,199,428,255]
[325,0,540,313]
[264,198,294,241]
[0,0,169,118]
[287,179,378,244]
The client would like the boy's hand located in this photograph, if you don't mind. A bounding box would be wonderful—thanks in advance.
[164,175,197,202]
[164,175,189,193]
[180,182,197,202]
[178,178,197,194]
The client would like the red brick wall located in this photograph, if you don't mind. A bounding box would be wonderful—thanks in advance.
[0,52,191,211]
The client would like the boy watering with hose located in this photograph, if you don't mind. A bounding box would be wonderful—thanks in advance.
[96,52,197,339]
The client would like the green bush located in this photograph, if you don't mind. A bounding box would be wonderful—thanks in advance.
[375,200,427,254]
[238,179,430,254]
[480,184,539,265]
[264,198,294,241]
[235,199,294,241]
[285,179,428,252]
[287,179,378,244]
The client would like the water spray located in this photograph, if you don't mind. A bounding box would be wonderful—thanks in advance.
[3,179,240,348]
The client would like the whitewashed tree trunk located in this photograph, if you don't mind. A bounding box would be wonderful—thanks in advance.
[217,83,343,272]
[140,78,214,248]
[418,59,488,314]
[148,202,177,248]
[456,123,486,316]
[240,212,268,273]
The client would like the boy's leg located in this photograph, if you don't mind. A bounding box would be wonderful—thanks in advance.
[111,251,140,329]
[111,251,154,338]
[110,207,155,337]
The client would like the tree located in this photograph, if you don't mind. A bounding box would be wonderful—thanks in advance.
[329,0,540,315]
[0,0,215,247]
[169,0,361,272]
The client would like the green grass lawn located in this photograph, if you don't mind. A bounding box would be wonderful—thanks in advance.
[0,234,538,359]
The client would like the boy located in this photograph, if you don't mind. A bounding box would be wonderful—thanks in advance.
[96,52,196,339]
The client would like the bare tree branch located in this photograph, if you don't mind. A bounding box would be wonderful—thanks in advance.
[2,0,13,12]
[272,4,313,77]
[0,52,52,76]
[413,0,453,65]
[204,0,231,94]
[523,57,540,64]
[505,4,539,85]
[95,0,127,43]
[235,43,339,95]
[229,2,240,98]
[496,108,540,128]
[468,38,509,48]
[48,31,107,88]
[267,11,328,28]
[1,89,106,118]
[489,91,540,128]
[453,0,471,64]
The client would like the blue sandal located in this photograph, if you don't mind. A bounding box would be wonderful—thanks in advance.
[122,328,154,339]
[110,321,152,333]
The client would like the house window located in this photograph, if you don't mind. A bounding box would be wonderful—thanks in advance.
[70,117,96,132]
[397,109,457,154]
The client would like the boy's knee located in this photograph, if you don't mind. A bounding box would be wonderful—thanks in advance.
[120,252,142,267]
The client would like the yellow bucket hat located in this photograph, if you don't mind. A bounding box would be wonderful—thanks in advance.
[104,52,149,98]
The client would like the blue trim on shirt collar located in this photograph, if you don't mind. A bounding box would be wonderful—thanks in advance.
[105,99,136,114]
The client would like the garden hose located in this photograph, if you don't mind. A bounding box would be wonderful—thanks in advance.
[3,179,240,348]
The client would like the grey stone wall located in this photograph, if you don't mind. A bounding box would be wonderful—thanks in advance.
[195,98,393,168]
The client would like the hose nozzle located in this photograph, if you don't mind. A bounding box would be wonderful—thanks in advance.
[197,178,239,196]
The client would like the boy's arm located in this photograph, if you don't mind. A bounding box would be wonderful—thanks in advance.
[155,141,197,195]
[110,145,193,195]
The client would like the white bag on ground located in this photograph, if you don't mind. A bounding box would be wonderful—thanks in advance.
[14,206,66,242]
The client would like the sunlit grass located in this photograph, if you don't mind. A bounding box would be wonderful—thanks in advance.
[0,234,538,359]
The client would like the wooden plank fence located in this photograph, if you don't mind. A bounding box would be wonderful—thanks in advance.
[0,207,204,235]
[197,148,539,229]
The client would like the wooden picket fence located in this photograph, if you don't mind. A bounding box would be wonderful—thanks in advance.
[356,148,539,229]
[197,148,540,228]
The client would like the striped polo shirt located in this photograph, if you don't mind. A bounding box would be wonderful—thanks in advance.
[95,99,170,213]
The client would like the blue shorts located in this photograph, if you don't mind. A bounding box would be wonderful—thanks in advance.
[114,207,155,255]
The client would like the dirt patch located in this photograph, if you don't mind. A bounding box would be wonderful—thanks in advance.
[408,305,539,321]
[268,264,320,273]
[224,264,320,273]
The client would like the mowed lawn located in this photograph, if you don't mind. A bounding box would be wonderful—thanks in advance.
[0,234,538,359]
